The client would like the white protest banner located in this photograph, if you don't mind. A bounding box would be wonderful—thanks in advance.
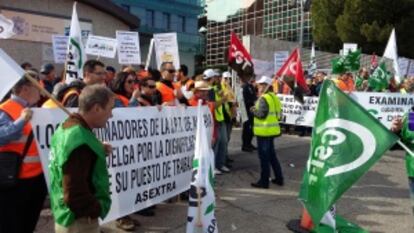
[85,35,117,58]
[343,43,357,56]
[31,106,213,224]
[278,92,414,128]
[398,57,410,77]
[0,49,24,100]
[52,35,68,64]
[349,92,414,128]
[277,94,319,126]
[252,58,274,78]
[154,32,180,69]
[274,51,289,74]
[116,31,141,65]
[409,61,414,77]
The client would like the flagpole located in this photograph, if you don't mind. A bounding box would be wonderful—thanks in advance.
[145,38,154,71]
[397,140,414,158]
[24,74,71,115]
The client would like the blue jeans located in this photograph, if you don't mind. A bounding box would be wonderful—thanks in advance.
[256,136,283,186]
[214,122,228,169]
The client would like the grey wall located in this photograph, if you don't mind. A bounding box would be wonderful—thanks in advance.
[0,0,130,72]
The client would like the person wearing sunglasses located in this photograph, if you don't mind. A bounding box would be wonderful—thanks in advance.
[156,62,183,106]
[110,72,140,108]
[138,78,162,106]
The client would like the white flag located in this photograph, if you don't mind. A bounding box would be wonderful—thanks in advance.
[0,49,24,100]
[65,2,87,84]
[320,205,336,230]
[0,14,15,39]
[383,28,401,83]
[308,42,317,75]
[186,101,218,233]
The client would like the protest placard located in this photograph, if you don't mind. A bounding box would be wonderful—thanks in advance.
[85,35,117,58]
[116,31,141,65]
[154,33,180,69]
[52,35,68,64]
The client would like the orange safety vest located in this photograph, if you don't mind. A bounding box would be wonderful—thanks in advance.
[188,97,199,106]
[117,94,130,107]
[0,99,42,179]
[62,88,81,106]
[336,79,355,92]
[156,82,178,103]
[177,79,195,91]
[41,98,59,108]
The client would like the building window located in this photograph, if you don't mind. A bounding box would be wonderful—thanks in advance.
[162,13,171,30]
[146,9,155,27]
[177,15,186,32]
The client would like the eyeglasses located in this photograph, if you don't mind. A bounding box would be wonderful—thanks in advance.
[148,85,156,89]
[126,80,134,84]
[167,69,176,74]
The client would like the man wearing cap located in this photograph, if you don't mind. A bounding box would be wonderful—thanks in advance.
[251,76,284,189]
[40,63,58,94]
[221,72,237,169]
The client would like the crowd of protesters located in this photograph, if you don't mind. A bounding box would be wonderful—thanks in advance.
[2,59,281,232]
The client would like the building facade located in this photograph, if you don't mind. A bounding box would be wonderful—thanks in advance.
[0,0,139,70]
[112,0,203,75]
[205,0,311,66]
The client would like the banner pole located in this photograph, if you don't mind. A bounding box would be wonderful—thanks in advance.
[24,74,71,116]
[397,140,414,158]
[145,39,154,71]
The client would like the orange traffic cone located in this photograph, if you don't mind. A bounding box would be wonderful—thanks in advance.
[300,208,314,230]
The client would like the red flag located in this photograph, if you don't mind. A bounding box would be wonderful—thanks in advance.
[275,48,308,92]
[228,31,254,77]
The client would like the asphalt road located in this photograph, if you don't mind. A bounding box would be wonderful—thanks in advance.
[35,128,414,233]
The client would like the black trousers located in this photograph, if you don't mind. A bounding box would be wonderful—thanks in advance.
[0,174,47,233]
[242,115,254,147]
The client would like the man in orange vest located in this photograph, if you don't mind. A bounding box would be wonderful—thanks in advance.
[156,62,183,106]
[0,76,47,233]
[176,64,194,105]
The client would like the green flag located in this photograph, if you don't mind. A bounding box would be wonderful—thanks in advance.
[313,215,369,233]
[299,80,399,227]
[331,49,361,74]
[355,75,364,89]
[368,62,391,92]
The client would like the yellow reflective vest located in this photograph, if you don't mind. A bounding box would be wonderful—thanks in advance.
[213,86,225,122]
[253,92,281,137]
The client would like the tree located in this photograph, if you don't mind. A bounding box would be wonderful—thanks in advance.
[312,0,414,58]
[311,0,345,52]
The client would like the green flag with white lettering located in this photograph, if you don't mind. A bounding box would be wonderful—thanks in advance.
[299,80,399,227]
[331,49,361,74]
[368,62,391,92]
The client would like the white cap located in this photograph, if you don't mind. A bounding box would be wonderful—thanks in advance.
[222,71,231,78]
[203,69,216,79]
[256,75,273,85]
[194,80,212,90]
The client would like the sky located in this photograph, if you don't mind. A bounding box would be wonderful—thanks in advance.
[206,0,256,22]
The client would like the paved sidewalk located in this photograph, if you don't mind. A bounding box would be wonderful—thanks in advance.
[35,129,414,232]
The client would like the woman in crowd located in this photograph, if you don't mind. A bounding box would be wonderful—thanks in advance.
[110,71,140,107]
